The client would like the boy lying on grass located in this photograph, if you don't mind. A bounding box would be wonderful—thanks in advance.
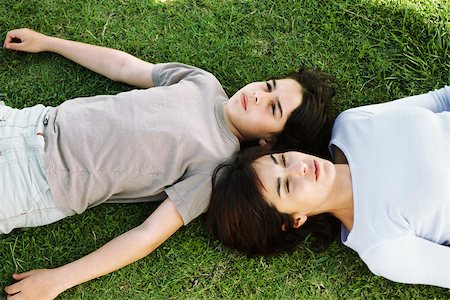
[2,28,334,299]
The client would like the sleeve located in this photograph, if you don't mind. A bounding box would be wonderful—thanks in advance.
[151,62,213,88]
[164,173,212,225]
[362,235,450,288]
[349,86,450,115]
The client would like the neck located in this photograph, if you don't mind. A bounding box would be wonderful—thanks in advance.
[222,103,244,141]
[327,164,354,231]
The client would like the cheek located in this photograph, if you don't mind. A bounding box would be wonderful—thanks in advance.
[254,119,276,134]
[252,110,274,125]
[245,111,263,126]
[297,181,316,201]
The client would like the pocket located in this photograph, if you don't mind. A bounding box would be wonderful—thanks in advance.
[0,136,48,223]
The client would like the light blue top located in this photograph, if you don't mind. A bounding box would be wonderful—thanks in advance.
[330,86,450,288]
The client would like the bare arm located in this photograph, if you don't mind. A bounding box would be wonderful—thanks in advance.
[3,28,154,88]
[5,198,184,300]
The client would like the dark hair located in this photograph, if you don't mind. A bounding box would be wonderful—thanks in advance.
[206,147,340,256]
[273,66,336,158]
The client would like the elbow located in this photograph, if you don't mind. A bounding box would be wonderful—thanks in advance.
[134,222,171,256]
[109,52,132,83]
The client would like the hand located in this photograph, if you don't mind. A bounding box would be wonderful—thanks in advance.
[4,269,66,300]
[3,28,50,53]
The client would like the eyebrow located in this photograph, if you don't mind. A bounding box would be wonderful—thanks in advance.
[270,154,281,197]
[270,154,278,164]
[276,178,281,198]
[272,79,283,118]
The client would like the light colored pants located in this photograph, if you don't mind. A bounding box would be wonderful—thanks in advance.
[0,103,69,234]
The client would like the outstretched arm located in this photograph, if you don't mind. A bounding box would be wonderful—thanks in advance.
[3,28,154,88]
[355,86,450,114]
[4,198,184,300]
[387,86,450,112]
[364,236,450,288]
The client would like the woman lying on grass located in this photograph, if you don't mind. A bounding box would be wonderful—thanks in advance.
[2,28,335,299]
[207,86,450,289]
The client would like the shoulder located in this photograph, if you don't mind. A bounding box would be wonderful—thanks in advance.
[333,106,375,132]
[152,62,220,87]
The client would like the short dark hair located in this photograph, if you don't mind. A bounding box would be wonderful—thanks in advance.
[240,66,336,158]
[206,147,340,256]
[273,66,336,158]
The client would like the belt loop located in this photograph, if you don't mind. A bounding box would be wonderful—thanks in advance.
[43,114,49,126]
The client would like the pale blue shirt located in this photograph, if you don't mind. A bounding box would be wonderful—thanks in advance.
[330,86,450,288]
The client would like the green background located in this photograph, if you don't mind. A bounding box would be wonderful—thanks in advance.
[1,0,449,299]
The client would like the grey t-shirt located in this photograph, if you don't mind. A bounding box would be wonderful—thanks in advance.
[43,63,239,224]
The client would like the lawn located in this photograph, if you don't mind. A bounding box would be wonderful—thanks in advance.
[1,0,449,299]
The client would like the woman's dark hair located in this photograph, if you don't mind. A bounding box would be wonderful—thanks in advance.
[274,66,336,158]
[206,147,340,256]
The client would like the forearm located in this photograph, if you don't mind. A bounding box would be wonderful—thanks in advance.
[390,86,450,112]
[367,237,450,288]
[54,224,159,290]
[4,199,183,299]
[44,36,141,85]
[432,85,450,112]
[4,28,154,88]
[50,199,183,294]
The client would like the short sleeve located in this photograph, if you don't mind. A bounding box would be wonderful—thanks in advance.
[164,173,212,225]
[152,63,214,87]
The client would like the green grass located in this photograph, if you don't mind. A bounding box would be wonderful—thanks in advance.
[1,0,449,298]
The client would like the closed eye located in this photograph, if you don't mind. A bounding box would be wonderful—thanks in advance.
[282,154,289,193]
[270,100,283,119]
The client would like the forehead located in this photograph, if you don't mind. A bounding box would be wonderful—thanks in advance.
[276,78,302,92]
[276,78,303,110]
[253,155,278,202]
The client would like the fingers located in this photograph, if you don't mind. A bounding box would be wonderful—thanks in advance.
[4,271,33,295]
[6,291,22,300]
[3,29,25,51]
[3,28,40,52]
[4,281,20,296]
[12,271,33,280]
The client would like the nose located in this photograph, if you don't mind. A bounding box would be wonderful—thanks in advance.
[287,161,308,177]
[254,90,271,105]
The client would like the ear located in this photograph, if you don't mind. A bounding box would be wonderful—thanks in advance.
[281,215,308,231]
[259,137,276,149]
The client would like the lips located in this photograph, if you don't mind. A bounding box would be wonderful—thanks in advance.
[241,93,247,110]
[313,160,319,181]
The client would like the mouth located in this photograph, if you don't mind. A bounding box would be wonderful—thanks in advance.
[241,93,247,110]
[313,160,319,181]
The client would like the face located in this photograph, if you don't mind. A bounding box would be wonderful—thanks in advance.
[253,151,335,218]
[225,78,303,144]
